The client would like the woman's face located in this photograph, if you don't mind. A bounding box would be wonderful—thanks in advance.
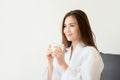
[64,16,81,42]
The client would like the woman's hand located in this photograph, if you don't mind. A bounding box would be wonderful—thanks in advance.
[52,46,68,71]
[46,45,54,80]
[46,45,54,65]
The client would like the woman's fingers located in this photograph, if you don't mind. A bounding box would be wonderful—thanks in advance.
[54,46,62,51]
[47,46,64,58]
[46,45,53,56]
[52,49,63,58]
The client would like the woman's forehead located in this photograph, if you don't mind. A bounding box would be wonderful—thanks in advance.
[64,16,78,25]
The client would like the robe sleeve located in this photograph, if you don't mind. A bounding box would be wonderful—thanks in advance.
[41,59,61,80]
[61,47,104,80]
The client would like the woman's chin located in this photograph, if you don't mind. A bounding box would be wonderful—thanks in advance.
[67,38,72,41]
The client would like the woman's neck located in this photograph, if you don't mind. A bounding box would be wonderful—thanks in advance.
[71,40,81,51]
[69,40,81,60]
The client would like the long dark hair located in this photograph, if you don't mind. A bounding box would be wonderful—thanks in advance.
[62,9,98,51]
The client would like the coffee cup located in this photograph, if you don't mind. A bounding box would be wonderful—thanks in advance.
[51,43,64,51]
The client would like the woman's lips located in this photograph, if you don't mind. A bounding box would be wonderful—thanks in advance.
[66,34,72,37]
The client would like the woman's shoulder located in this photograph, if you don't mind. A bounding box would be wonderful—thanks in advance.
[83,46,97,50]
[82,46,100,55]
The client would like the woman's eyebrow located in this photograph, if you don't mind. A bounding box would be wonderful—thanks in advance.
[64,23,76,26]
[69,23,76,25]
[65,23,76,25]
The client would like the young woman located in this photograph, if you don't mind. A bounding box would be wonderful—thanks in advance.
[41,9,104,80]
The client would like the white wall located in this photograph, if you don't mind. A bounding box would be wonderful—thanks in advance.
[0,0,120,80]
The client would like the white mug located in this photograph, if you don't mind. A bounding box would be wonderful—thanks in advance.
[51,43,64,51]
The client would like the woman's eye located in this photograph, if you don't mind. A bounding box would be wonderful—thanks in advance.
[70,25,75,27]
[63,26,66,28]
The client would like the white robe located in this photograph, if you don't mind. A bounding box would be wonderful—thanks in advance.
[41,43,104,80]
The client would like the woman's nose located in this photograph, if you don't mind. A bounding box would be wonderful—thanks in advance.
[65,27,70,32]
[65,26,70,32]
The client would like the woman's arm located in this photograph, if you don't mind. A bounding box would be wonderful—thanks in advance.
[48,63,53,80]
[62,47,104,80]
[41,59,61,80]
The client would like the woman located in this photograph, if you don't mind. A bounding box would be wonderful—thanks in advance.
[41,9,104,80]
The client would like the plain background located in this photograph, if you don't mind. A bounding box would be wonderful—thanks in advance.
[0,0,120,80]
